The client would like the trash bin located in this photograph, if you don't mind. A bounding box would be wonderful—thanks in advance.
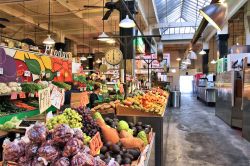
[171,91,181,107]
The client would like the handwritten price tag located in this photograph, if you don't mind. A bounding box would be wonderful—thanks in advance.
[57,72,60,77]
[24,70,31,77]
[19,92,26,99]
[89,132,103,156]
[80,92,89,106]
[10,92,17,100]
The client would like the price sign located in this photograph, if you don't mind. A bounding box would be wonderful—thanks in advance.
[19,92,26,98]
[50,87,63,109]
[10,92,17,100]
[38,87,51,113]
[35,92,39,97]
[89,132,103,156]
[46,72,51,78]
[24,70,31,77]
[57,72,60,77]
[119,84,124,93]
[0,67,3,75]
[80,92,89,106]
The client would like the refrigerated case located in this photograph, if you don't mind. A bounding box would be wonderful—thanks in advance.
[215,71,242,128]
[242,59,250,141]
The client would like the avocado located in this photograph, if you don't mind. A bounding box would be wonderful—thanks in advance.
[100,146,108,154]
[111,144,120,154]
[122,158,132,164]
[127,149,141,160]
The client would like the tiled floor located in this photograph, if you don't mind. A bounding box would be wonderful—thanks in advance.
[161,94,250,166]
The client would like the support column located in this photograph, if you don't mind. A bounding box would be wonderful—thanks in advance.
[244,0,250,45]
[202,49,210,74]
[119,0,136,96]
[216,23,229,59]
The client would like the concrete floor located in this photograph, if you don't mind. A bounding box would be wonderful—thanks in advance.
[162,94,250,166]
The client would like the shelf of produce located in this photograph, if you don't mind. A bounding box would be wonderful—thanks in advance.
[0,106,57,124]
[116,102,168,166]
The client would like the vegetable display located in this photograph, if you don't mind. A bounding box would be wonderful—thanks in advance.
[52,81,71,90]
[0,82,22,95]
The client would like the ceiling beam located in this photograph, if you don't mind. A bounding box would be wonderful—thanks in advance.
[56,0,102,32]
[0,4,91,47]
[152,22,197,29]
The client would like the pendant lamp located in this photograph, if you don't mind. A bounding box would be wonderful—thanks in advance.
[211,59,217,64]
[80,56,87,61]
[97,0,110,42]
[176,58,181,61]
[187,51,197,60]
[199,1,228,31]
[43,0,55,45]
[199,49,207,55]
[106,38,116,44]
[119,15,136,28]
[87,54,93,59]
[96,58,102,64]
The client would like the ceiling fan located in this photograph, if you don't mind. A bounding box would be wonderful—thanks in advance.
[84,0,120,20]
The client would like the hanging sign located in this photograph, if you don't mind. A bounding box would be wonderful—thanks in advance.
[89,132,103,156]
[50,87,64,109]
[0,68,3,75]
[38,87,51,114]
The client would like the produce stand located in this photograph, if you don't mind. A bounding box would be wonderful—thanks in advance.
[0,106,57,124]
[116,106,167,166]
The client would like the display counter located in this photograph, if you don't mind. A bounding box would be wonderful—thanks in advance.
[216,71,243,128]
[197,87,217,105]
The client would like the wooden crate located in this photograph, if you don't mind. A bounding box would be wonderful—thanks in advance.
[116,104,166,117]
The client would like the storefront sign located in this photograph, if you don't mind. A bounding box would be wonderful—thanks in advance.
[51,87,64,109]
[38,87,51,113]
[45,48,73,59]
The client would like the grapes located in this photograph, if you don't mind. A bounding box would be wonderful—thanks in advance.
[46,108,82,130]
[75,107,101,137]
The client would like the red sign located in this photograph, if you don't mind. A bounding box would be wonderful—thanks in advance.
[89,132,103,156]
[10,93,17,100]
[19,92,26,99]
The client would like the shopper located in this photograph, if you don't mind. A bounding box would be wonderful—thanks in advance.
[89,84,100,109]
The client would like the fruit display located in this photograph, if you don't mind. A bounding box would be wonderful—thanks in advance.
[75,107,101,137]
[91,100,120,114]
[52,81,71,90]
[119,88,168,115]
[94,113,153,165]
[46,108,82,130]
[3,123,109,166]
[0,116,21,130]
[0,82,22,95]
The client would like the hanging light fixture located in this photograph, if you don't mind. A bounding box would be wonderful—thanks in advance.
[187,51,197,59]
[199,49,207,55]
[176,58,181,61]
[87,54,93,59]
[96,58,102,64]
[211,59,217,64]
[43,0,55,45]
[119,15,136,28]
[107,38,116,44]
[80,56,87,61]
[97,0,110,42]
[199,1,228,31]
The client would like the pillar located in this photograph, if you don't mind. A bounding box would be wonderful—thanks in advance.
[216,23,229,59]
[202,49,210,74]
[244,0,250,45]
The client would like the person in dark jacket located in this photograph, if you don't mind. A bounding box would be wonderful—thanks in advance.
[89,84,100,108]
